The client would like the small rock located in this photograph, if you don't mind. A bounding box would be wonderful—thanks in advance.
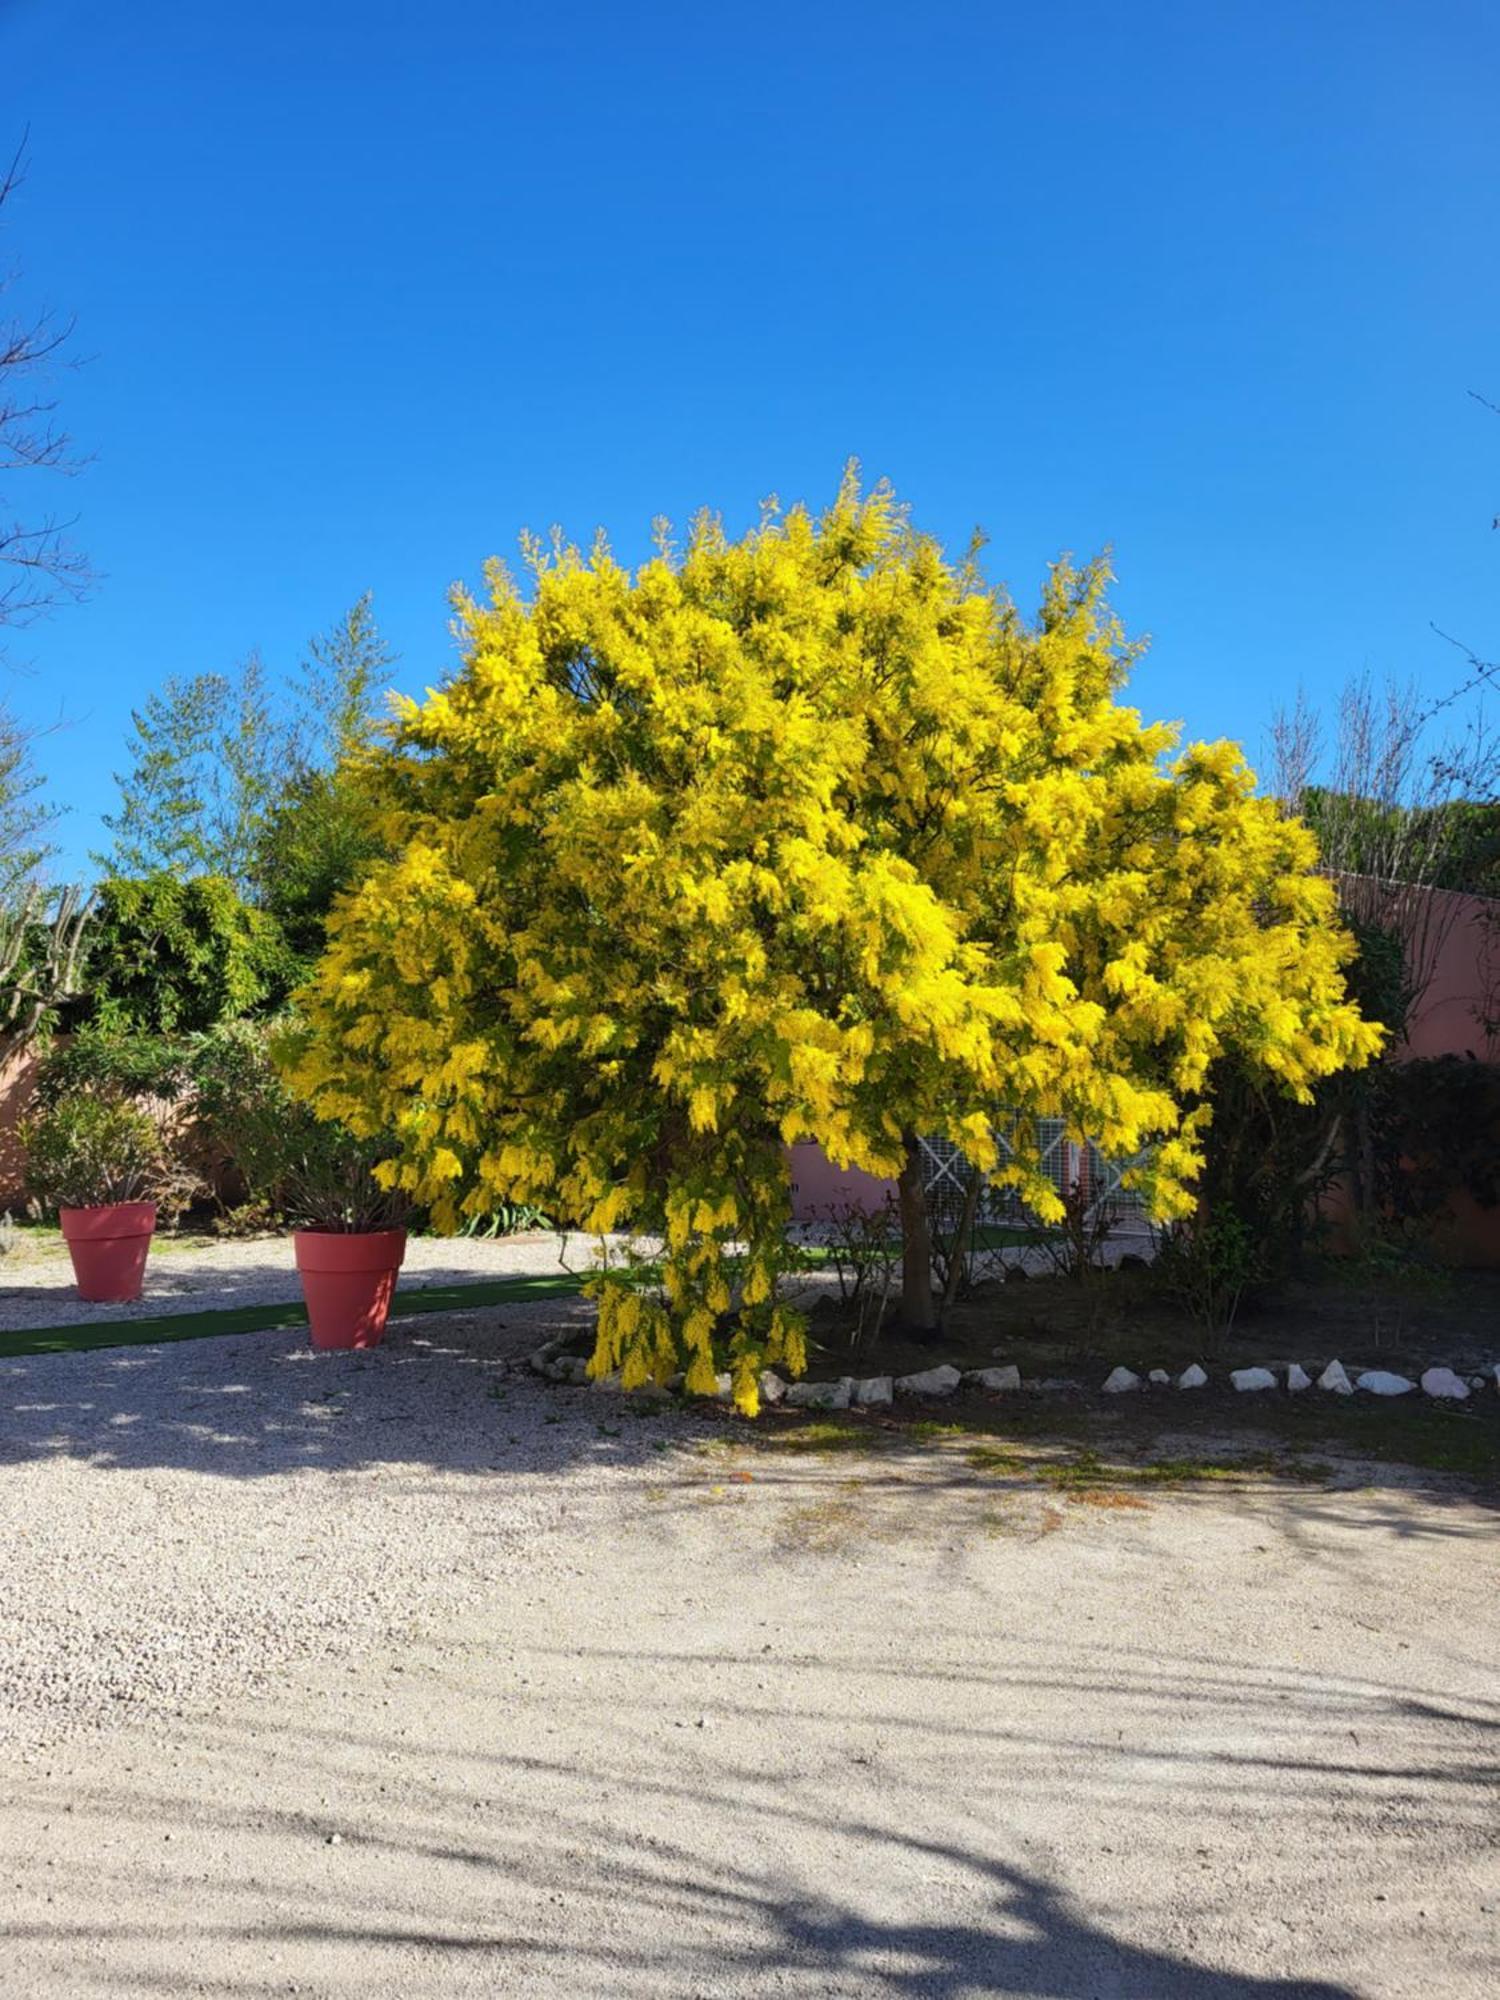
[1420,1367,1469,1401]
[1286,1363,1311,1393]
[1470,1377,1488,1393]
[1102,1366,1140,1394]
[758,1370,787,1405]
[326,1833,343,1846]
[852,1375,894,1406]
[712,1373,734,1401]
[1148,1369,1170,1386]
[1356,1370,1415,1397]
[963,1365,1020,1393]
[784,1379,851,1410]
[1231,1367,1276,1392]
[1317,1360,1352,1395]
[1177,1363,1208,1390]
[894,1365,962,1398]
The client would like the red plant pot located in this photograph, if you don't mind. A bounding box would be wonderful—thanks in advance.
[293,1228,407,1351]
[59,1202,158,1303]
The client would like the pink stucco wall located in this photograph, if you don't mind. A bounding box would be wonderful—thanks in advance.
[787,1141,895,1221]
[1394,886,1498,1061]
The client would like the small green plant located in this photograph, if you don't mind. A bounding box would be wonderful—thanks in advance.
[1150,1209,1261,1337]
[460,1203,552,1238]
[22,1092,181,1210]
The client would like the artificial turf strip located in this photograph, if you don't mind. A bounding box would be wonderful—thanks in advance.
[0,1272,587,1358]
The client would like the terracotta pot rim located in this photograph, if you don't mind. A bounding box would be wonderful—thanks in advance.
[59,1202,158,1241]
[293,1226,407,1275]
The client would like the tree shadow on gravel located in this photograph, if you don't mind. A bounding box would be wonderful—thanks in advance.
[16,1635,1497,1997]
[0,1306,672,1482]
[2,1309,1498,1533]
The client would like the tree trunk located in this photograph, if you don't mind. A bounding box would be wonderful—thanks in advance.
[897,1133,938,1338]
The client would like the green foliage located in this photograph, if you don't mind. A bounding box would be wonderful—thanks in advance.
[34,1020,192,1106]
[190,1018,404,1232]
[0,702,60,908]
[100,597,396,914]
[101,657,285,887]
[1302,790,1500,897]
[458,1203,552,1238]
[246,767,384,966]
[76,873,296,1036]
[22,1092,174,1209]
[1151,1209,1262,1335]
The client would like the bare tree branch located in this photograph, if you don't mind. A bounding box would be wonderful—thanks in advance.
[0,133,92,637]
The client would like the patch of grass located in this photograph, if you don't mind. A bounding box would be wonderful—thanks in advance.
[757,1417,891,1457]
[965,1443,1332,1491]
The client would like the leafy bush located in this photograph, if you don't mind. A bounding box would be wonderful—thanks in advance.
[72,873,297,1036]
[33,1021,193,1108]
[22,1093,182,1210]
[1150,1210,1262,1336]
[190,1018,404,1232]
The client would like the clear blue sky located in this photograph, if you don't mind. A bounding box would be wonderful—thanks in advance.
[4,0,1496,879]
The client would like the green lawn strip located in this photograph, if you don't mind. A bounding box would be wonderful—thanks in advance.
[0,1272,586,1358]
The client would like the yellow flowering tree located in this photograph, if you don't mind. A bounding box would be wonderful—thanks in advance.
[285,472,1379,1410]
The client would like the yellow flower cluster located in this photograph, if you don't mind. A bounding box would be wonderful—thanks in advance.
[285,470,1379,1412]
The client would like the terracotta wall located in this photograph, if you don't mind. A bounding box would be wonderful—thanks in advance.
[0,1043,42,1210]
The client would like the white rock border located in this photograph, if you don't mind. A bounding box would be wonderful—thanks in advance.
[529,1335,1497,1408]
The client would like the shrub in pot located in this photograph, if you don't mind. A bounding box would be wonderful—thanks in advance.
[22,1093,173,1302]
[193,1024,408,1349]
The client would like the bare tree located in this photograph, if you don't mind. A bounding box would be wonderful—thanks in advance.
[0,136,91,638]
[1269,673,1497,1034]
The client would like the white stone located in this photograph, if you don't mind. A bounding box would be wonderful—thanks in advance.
[1420,1367,1469,1401]
[1356,1370,1415,1397]
[1471,1377,1488,1393]
[893,1364,962,1398]
[1177,1363,1208,1390]
[1317,1360,1352,1395]
[784,1378,852,1410]
[758,1369,787,1405]
[712,1373,734,1401]
[852,1375,894,1406]
[963,1365,1020,1393]
[1231,1367,1277,1393]
[1148,1369,1171,1386]
[1102,1366,1141,1394]
[1286,1364,1311,1393]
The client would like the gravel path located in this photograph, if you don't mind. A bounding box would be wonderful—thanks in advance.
[0,1230,590,1332]
[2,1310,1497,1997]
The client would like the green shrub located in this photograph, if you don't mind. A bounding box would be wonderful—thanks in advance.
[73,873,297,1036]
[22,1093,176,1210]
[190,1018,404,1232]
[34,1022,193,1108]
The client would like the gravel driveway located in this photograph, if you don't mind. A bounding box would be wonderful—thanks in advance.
[2,1305,1497,1998]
